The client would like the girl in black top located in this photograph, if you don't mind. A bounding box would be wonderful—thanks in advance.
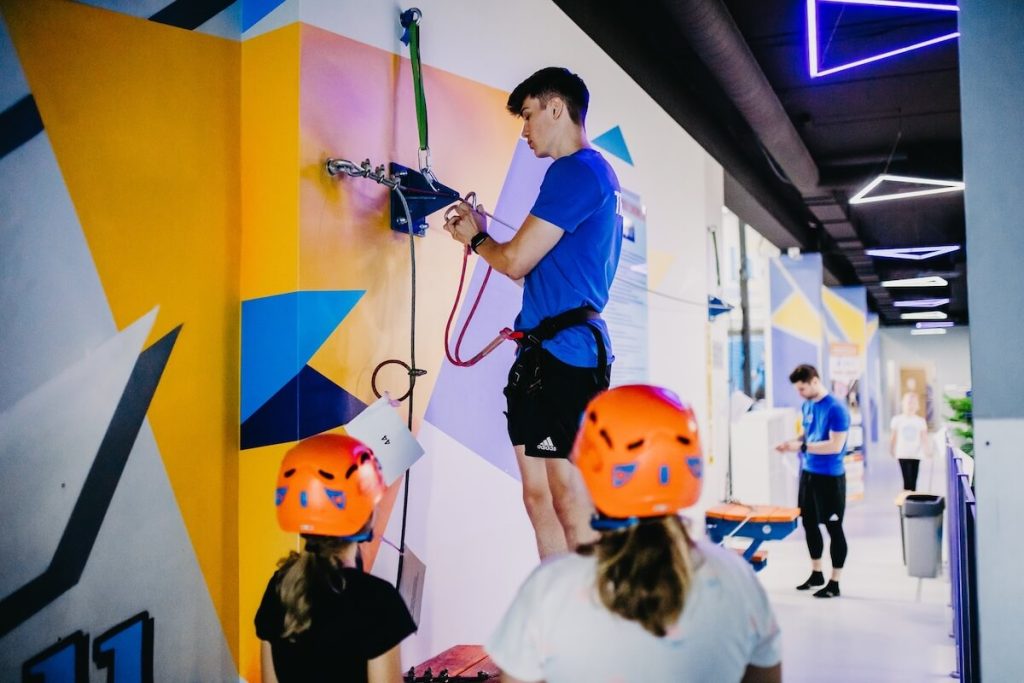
[255,434,416,683]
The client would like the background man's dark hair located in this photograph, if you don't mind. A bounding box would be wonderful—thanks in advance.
[506,67,589,125]
[789,364,820,384]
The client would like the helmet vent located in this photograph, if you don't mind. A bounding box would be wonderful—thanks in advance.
[588,411,598,423]
[344,464,359,479]
[283,468,296,478]
[626,439,645,450]
[599,429,613,448]
[677,436,691,445]
[318,469,335,480]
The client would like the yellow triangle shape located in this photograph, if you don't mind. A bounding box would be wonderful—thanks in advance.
[772,291,821,343]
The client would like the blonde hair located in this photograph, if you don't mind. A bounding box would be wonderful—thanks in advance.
[277,535,352,640]
[577,515,696,637]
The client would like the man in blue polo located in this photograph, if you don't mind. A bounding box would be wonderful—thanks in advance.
[443,67,622,559]
[776,364,850,598]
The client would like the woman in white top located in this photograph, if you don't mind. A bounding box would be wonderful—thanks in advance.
[488,385,782,683]
[890,392,930,491]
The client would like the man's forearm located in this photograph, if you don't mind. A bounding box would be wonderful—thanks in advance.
[474,236,523,279]
[805,439,844,455]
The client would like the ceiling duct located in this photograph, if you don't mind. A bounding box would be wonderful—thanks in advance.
[665,0,820,195]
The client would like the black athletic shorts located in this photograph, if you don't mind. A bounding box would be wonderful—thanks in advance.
[504,346,611,458]
[798,470,847,525]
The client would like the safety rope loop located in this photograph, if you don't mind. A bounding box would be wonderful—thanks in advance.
[369,359,425,403]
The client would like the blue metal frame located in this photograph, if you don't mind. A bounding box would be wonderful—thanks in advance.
[947,440,979,681]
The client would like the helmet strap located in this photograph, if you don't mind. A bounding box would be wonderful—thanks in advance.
[590,513,640,531]
[341,529,374,543]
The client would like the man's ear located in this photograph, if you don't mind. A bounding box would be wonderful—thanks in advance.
[549,96,564,120]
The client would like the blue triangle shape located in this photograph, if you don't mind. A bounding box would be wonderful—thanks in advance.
[242,0,288,32]
[593,126,634,166]
[241,365,368,450]
[241,290,364,421]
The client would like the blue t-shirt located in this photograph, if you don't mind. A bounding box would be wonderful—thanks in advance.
[801,394,851,476]
[516,148,622,367]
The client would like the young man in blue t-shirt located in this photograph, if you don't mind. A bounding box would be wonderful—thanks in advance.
[776,364,850,598]
[443,67,622,559]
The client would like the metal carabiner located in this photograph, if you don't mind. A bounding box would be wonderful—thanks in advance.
[443,191,478,223]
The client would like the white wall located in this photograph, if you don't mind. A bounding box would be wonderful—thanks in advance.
[294,0,719,667]
[879,327,972,424]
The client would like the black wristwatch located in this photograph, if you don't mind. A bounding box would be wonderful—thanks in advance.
[469,231,490,253]
[800,442,808,454]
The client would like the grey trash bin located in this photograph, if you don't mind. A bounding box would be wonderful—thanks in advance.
[902,494,945,578]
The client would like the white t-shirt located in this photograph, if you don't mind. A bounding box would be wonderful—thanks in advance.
[487,540,781,683]
[891,413,928,460]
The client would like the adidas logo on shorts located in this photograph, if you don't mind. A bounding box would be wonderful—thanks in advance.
[536,437,557,452]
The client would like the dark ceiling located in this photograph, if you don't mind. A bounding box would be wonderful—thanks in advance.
[554,0,967,327]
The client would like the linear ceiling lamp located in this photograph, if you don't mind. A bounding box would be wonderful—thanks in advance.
[894,298,950,307]
[850,175,965,205]
[916,321,954,328]
[882,276,948,287]
[911,328,947,335]
[866,245,960,260]
[807,0,960,78]
[901,311,948,320]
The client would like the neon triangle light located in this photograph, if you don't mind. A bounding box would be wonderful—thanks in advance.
[807,0,960,79]
[850,174,965,205]
[901,311,948,320]
[881,275,948,287]
[894,298,949,307]
[865,245,960,260]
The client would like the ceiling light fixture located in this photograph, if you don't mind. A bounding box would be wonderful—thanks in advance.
[807,0,960,79]
[865,246,960,260]
[850,175,965,204]
[916,321,955,328]
[901,311,948,320]
[911,328,947,336]
[894,298,950,307]
[882,276,948,288]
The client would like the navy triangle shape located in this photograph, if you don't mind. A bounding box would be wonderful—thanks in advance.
[241,365,367,450]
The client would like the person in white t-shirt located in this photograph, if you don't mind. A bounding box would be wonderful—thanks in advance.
[487,385,782,683]
[890,392,930,491]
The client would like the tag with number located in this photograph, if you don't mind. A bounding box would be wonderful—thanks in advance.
[344,395,425,485]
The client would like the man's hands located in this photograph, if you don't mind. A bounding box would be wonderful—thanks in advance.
[775,439,802,453]
[443,201,488,246]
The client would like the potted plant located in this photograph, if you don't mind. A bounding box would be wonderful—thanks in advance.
[946,392,973,457]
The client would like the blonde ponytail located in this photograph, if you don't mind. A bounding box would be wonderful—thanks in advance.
[277,536,351,639]
[578,515,695,637]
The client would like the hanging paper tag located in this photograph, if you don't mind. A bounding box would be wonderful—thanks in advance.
[345,395,425,485]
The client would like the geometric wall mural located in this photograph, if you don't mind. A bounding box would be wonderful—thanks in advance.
[1,0,240,678]
[240,289,364,426]
[768,254,824,409]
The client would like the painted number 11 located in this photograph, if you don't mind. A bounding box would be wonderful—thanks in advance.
[23,612,154,683]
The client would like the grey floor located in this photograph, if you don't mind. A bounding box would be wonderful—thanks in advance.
[753,454,958,682]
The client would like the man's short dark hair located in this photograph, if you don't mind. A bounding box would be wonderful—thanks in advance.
[506,67,589,125]
[789,364,819,384]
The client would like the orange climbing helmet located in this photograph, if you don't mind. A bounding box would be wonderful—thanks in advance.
[572,385,703,523]
[275,434,386,540]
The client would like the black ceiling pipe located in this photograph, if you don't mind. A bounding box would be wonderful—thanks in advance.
[662,0,821,195]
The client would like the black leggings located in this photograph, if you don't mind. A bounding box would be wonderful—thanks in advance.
[799,471,848,568]
[804,518,848,568]
[898,458,920,491]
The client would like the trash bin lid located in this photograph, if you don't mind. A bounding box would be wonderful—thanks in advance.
[904,493,945,517]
